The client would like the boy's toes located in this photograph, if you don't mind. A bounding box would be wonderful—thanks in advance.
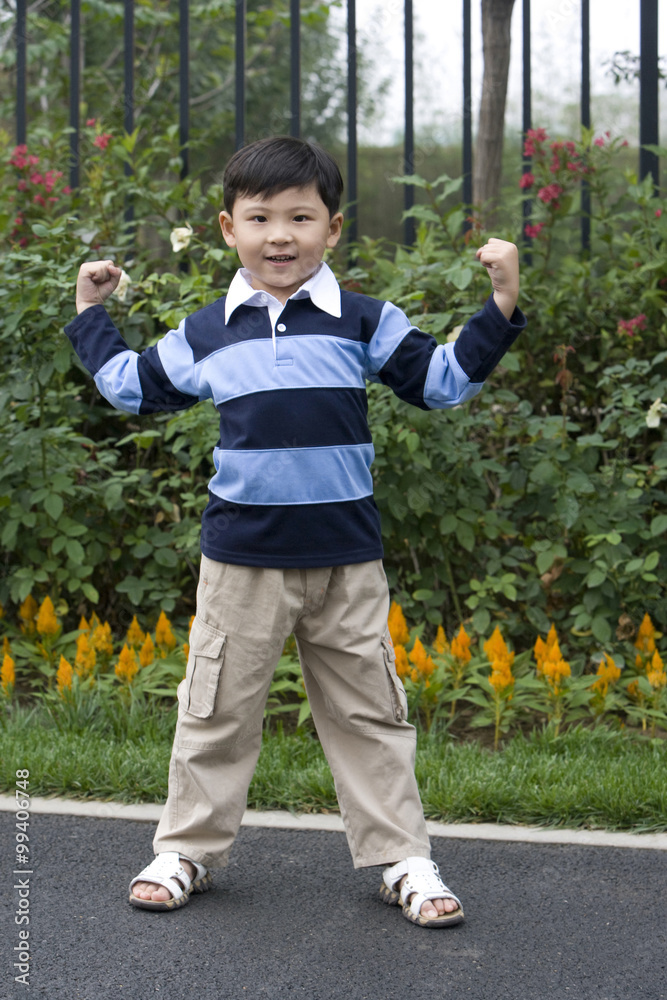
[131,880,172,902]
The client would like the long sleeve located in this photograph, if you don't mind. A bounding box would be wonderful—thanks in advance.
[365,294,526,410]
[64,304,202,414]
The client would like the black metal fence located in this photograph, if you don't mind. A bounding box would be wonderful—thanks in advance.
[11,0,662,246]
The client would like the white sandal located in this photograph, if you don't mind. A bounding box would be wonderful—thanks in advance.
[129,851,212,911]
[380,857,464,927]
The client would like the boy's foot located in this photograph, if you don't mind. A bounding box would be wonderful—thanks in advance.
[380,857,464,928]
[129,853,212,910]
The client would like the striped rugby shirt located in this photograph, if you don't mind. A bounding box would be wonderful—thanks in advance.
[64,262,526,568]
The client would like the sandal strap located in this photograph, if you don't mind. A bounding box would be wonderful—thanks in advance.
[398,860,461,917]
[129,851,204,900]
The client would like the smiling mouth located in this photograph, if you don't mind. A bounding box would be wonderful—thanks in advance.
[266,254,296,262]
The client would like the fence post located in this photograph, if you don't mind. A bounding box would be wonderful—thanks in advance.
[124,0,134,229]
[521,0,532,260]
[639,0,659,193]
[179,0,189,180]
[462,0,472,224]
[290,0,300,137]
[16,0,27,145]
[581,0,590,253]
[403,0,415,246]
[69,0,81,190]
[347,0,358,248]
[235,0,246,150]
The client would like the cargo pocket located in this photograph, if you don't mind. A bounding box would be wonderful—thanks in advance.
[381,632,408,723]
[183,617,227,719]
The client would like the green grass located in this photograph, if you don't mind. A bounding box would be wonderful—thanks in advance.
[2,705,666,831]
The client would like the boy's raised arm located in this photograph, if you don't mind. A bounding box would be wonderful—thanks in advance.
[75,260,123,314]
[475,238,520,320]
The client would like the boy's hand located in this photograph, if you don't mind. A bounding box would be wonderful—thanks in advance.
[75,260,123,314]
[476,238,520,320]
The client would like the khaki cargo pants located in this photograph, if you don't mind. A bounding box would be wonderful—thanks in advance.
[153,555,431,870]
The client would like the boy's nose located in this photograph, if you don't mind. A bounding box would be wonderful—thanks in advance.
[268,227,293,244]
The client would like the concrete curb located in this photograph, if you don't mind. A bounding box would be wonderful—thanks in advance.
[2,794,666,850]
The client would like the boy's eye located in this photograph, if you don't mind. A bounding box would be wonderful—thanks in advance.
[293,215,309,222]
[252,215,267,223]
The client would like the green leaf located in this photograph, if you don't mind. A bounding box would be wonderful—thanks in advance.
[650,514,667,537]
[590,616,612,644]
[44,494,64,520]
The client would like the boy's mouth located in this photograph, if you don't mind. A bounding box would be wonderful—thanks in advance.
[266,254,296,262]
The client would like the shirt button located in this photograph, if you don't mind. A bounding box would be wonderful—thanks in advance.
[260,293,268,302]
[277,323,287,332]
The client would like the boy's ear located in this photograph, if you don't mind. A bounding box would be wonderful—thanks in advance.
[219,211,236,248]
[327,211,344,248]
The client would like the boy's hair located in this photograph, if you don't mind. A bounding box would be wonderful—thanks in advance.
[222,135,344,218]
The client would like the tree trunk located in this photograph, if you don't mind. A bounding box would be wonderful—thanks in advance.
[473,0,517,225]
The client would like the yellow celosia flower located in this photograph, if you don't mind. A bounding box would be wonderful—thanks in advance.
[115,644,139,684]
[36,596,60,638]
[91,621,114,658]
[395,644,410,680]
[126,615,145,648]
[647,650,666,690]
[484,626,515,695]
[56,656,73,693]
[541,646,571,694]
[408,637,436,679]
[387,602,410,648]
[590,653,621,698]
[155,611,177,655]
[0,601,4,619]
[74,633,96,678]
[2,636,10,656]
[433,625,449,654]
[1,652,15,694]
[634,613,658,672]
[78,615,90,633]
[19,594,38,623]
[139,633,156,668]
[450,624,472,664]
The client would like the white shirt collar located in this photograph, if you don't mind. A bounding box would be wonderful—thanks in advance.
[224,260,342,326]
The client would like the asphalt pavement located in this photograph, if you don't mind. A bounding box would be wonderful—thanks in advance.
[2,807,666,1000]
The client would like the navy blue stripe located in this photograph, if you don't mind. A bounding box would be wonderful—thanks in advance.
[137,347,200,414]
[64,305,129,374]
[378,327,437,409]
[200,493,383,568]
[453,296,526,382]
[216,387,371,450]
[183,290,387,365]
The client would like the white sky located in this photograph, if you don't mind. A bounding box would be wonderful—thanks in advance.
[342,0,666,146]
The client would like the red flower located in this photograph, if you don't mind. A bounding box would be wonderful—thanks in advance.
[618,314,648,337]
[524,223,545,239]
[656,209,663,218]
[519,172,535,190]
[594,137,605,147]
[86,118,96,127]
[93,133,112,150]
[537,183,563,205]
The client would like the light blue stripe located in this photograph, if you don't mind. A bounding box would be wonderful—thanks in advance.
[194,336,368,404]
[423,342,483,409]
[365,301,414,375]
[156,320,201,397]
[208,443,375,505]
[94,351,142,414]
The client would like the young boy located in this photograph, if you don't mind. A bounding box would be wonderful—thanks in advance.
[66,135,525,928]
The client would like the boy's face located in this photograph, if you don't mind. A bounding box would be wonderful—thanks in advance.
[219,184,343,303]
